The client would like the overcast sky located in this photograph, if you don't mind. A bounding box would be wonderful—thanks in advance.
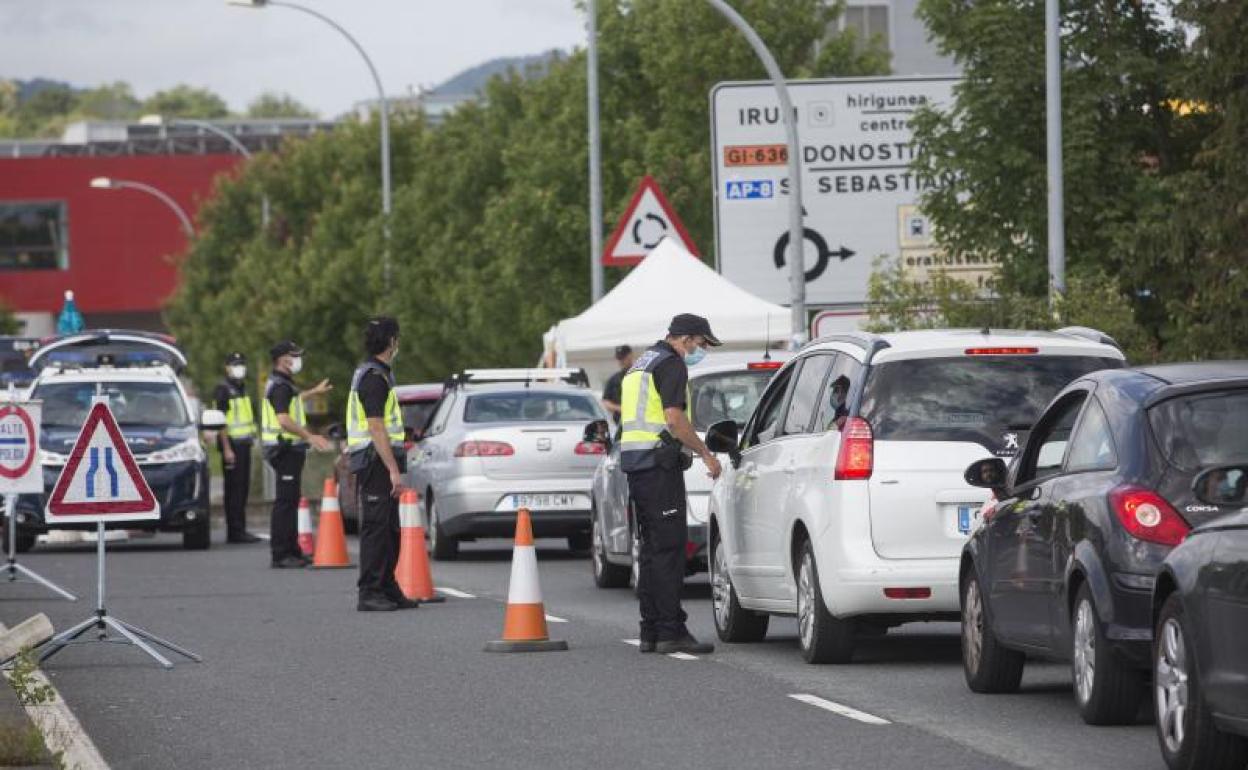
[0,0,587,116]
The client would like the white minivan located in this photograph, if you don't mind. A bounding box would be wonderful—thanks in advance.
[704,328,1126,663]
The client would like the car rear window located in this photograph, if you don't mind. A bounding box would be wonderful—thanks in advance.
[860,355,1119,449]
[690,370,774,432]
[1149,389,1248,471]
[400,402,436,431]
[463,392,601,423]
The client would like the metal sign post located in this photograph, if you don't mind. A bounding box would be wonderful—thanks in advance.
[16,399,200,669]
[0,399,74,600]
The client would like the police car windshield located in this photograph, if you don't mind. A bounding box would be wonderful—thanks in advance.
[34,381,190,428]
[860,356,1120,452]
[463,392,601,423]
[690,370,773,432]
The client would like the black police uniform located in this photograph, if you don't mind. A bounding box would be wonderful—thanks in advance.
[602,367,626,426]
[214,377,252,540]
[354,359,407,604]
[625,340,691,644]
[265,370,305,563]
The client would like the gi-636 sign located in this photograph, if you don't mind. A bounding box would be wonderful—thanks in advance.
[711,76,959,307]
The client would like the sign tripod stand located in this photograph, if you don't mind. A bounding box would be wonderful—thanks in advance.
[31,521,200,670]
[1,495,76,601]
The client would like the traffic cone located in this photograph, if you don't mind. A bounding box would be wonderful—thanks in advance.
[484,508,568,653]
[312,478,352,569]
[394,489,445,603]
[296,497,315,557]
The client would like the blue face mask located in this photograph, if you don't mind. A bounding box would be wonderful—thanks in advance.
[684,346,707,367]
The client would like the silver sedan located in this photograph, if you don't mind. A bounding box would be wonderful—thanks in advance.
[408,375,608,560]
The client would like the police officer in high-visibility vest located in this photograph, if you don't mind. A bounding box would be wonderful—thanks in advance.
[214,352,260,544]
[345,317,418,611]
[262,340,333,569]
[621,314,723,655]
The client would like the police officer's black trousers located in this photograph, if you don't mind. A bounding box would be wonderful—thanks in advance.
[356,465,402,601]
[267,447,305,561]
[220,442,252,537]
[627,466,689,642]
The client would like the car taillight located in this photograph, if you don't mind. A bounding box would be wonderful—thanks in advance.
[1109,485,1189,546]
[403,440,415,452]
[834,417,873,480]
[574,441,606,455]
[454,440,514,457]
[747,361,783,370]
[964,347,1039,355]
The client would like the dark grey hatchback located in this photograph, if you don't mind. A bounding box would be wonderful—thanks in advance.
[958,362,1248,726]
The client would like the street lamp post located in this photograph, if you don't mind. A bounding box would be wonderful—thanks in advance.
[89,177,195,238]
[140,114,270,227]
[704,0,805,346]
[1045,0,1066,309]
[228,0,391,276]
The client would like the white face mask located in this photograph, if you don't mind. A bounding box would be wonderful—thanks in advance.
[289,356,303,375]
[228,365,246,380]
[390,344,399,362]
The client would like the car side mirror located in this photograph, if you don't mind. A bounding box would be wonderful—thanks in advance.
[583,419,610,446]
[706,420,741,466]
[199,408,226,430]
[965,458,1008,497]
[1193,465,1248,507]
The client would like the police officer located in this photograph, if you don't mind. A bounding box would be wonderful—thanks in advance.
[345,317,419,611]
[261,341,332,569]
[214,352,260,544]
[600,344,635,426]
[620,314,723,654]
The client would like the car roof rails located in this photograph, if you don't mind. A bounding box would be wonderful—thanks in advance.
[446,368,591,389]
[807,331,892,362]
[1055,326,1121,350]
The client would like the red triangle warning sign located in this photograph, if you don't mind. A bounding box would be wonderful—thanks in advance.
[603,175,699,266]
[46,401,159,523]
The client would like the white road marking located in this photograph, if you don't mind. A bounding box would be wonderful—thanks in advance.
[668,652,698,661]
[0,624,109,769]
[544,614,568,624]
[622,639,641,647]
[434,586,476,599]
[788,693,891,725]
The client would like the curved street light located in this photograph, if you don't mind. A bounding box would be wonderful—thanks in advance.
[89,177,195,238]
[140,114,270,227]
[228,0,391,275]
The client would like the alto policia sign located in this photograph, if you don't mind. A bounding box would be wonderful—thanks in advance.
[711,76,959,307]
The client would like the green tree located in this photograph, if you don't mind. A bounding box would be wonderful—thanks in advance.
[141,85,229,119]
[246,92,318,119]
[77,82,141,120]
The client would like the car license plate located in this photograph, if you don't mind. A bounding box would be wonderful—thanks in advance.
[510,493,579,511]
[957,505,975,534]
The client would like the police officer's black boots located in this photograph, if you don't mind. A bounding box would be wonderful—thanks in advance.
[655,634,715,655]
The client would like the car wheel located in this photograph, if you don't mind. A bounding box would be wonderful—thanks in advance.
[962,570,1024,693]
[13,529,35,554]
[710,532,769,643]
[182,516,210,551]
[591,511,629,589]
[427,493,458,561]
[796,540,854,664]
[629,526,641,596]
[1072,583,1146,725]
[1155,594,1248,770]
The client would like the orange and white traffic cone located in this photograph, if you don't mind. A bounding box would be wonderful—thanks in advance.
[312,478,352,569]
[394,489,445,603]
[296,497,315,557]
[484,508,567,652]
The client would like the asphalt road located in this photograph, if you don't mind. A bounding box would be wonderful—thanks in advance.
[0,528,1163,770]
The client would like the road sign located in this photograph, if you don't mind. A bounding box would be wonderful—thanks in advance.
[711,76,959,306]
[603,176,699,266]
[46,401,157,523]
[0,402,42,495]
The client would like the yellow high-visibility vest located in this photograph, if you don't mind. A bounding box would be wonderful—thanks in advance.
[345,360,404,454]
[223,386,256,441]
[619,345,690,473]
[261,374,307,447]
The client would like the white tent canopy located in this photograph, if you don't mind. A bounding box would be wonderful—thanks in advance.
[545,238,790,386]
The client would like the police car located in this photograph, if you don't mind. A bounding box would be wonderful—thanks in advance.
[12,331,224,552]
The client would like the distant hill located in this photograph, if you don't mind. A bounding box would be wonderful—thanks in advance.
[430,51,564,97]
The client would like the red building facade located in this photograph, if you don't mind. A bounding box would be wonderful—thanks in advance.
[0,153,243,334]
